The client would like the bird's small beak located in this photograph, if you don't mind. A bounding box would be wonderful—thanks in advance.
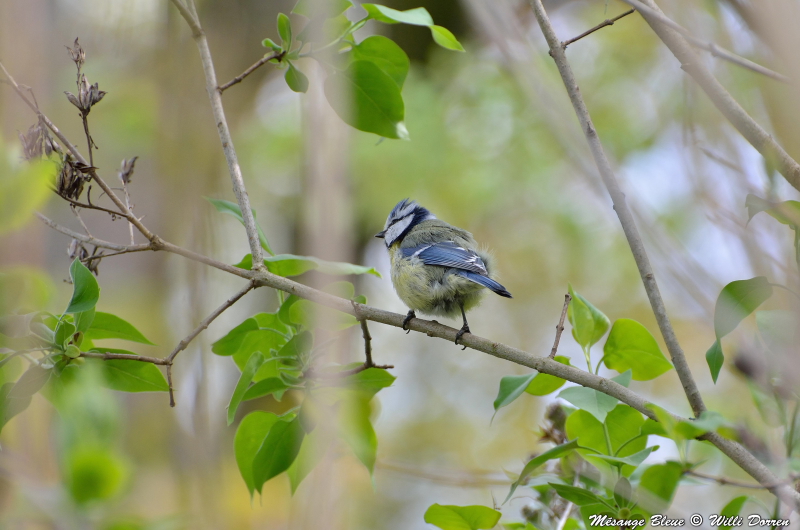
[375,230,386,239]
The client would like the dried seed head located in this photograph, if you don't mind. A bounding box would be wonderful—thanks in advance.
[66,37,85,70]
[56,155,91,200]
[65,91,81,110]
[18,117,59,160]
[119,156,138,184]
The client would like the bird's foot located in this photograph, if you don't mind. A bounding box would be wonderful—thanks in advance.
[455,324,470,350]
[402,310,416,333]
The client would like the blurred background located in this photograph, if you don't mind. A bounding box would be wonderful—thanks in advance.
[1,0,799,528]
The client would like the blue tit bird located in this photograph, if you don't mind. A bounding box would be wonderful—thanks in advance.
[376,199,512,346]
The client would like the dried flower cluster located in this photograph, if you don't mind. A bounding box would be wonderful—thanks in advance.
[17,117,59,160]
[64,38,105,117]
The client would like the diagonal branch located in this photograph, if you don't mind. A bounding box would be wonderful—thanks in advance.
[562,9,636,49]
[218,51,286,93]
[527,0,800,510]
[617,0,800,193]
[615,0,788,83]
[169,0,266,272]
[527,0,705,418]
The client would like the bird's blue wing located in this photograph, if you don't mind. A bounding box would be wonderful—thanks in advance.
[401,241,512,298]
[401,241,488,275]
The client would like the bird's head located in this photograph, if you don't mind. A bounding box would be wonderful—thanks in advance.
[375,198,436,247]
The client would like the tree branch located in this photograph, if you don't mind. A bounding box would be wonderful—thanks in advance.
[527,0,705,417]
[549,293,571,358]
[615,0,788,83]
[527,0,800,510]
[218,51,286,93]
[562,9,636,49]
[617,0,800,193]
[686,470,799,490]
[169,0,266,271]
[36,213,152,253]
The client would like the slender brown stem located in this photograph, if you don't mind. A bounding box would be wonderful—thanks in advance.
[218,51,285,93]
[616,0,788,83]
[616,0,800,194]
[686,470,798,490]
[36,213,152,253]
[549,293,571,358]
[80,351,170,364]
[166,280,257,364]
[562,9,635,48]
[63,197,129,217]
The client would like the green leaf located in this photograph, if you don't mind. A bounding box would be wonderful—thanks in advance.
[65,447,128,505]
[714,277,773,339]
[262,37,282,52]
[363,4,433,25]
[526,355,570,396]
[558,386,617,423]
[243,377,288,401]
[351,36,410,88]
[55,321,77,349]
[65,259,100,314]
[205,197,274,255]
[706,340,724,384]
[277,13,292,49]
[549,483,608,507]
[430,25,464,51]
[339,394,377,474]
[566,410,606,455]
[287,427,330,493]
[719,496,749,530]
[493,372,537,413]
[423,504,502,530]
[1,364,51,430]
[285,63,309,93]
[212,313,290,357]
[227,351,266,425]
[74,309,95,334]
[593,446,656,467]
[637,462,682,514]
[602,319,672,380]
[567,285,610,350]
[252,415,305,492]
[746,194,800,227]
[98,359,168,392]
[504,440,579,503]
[84,312,154,345]
[234,411,281,496]
[344,367,396,398]
[289,300,358,330]
[324,60,408,140]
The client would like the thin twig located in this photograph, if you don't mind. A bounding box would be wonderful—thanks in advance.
[615,0,800,195]
[527,0,800,510]
[615,0,788,83]
[80,351,170,364]
[562,9,635,48]
[70,205,93,237]
[549,293,571,359]
[169,0,266,271]
[36,213,152,253]
[686,470,799,490]
[218,51,285,93]
[63,197,129,217]
[167,365,175,407]
[166,280,257,364]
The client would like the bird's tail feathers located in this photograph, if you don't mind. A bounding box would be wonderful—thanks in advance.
[455,270,512,298]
